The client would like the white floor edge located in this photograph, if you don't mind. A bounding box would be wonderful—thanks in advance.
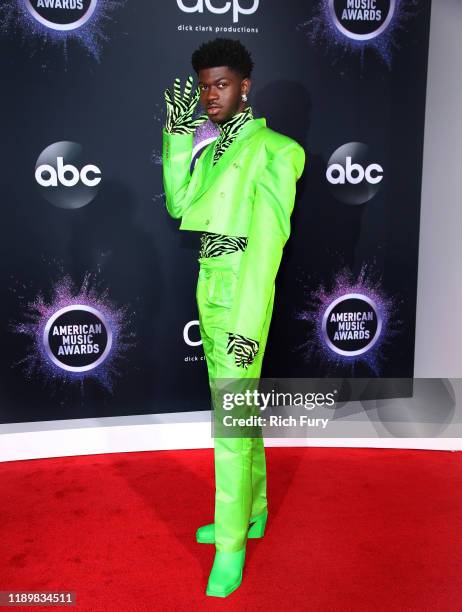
[1,412,461,462]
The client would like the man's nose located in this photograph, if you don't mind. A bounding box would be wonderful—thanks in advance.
[205,86,219,102]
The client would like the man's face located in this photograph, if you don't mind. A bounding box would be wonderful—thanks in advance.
[197,66,250,124]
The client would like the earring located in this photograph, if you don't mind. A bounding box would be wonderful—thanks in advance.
[241,93,248,102]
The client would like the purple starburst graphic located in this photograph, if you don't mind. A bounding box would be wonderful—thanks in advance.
[0,0,125,62]
[296,264,401,374]
[11,273,135,393]
[298,0,420,68]
[192,119,219,169]
[194,119,220,149]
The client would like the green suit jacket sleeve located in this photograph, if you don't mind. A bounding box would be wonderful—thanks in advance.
[227,141,305,342]
[162,128,194,219]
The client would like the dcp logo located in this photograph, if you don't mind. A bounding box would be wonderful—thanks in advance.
[326,142,383,205]
[25,0,98,31]
[35,141,101,209]
[177,0,259,23]
[184,320,202,346]
[329,0,396,41]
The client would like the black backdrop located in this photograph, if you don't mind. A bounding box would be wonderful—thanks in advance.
[0,0,432,423]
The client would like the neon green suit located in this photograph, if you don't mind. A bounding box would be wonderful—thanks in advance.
[163,106,305,556]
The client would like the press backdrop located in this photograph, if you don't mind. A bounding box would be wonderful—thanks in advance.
[0,0,432,423]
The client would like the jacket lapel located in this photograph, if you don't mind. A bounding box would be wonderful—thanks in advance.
[191,118,266,203]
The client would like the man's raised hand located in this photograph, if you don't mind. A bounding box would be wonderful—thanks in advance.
[164,75,208,134]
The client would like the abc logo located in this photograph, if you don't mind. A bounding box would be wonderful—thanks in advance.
[327,156,383,185]
[36,157,100,188]
[176,0,259,23]
[35,141,101,209]
[326,142,384,205]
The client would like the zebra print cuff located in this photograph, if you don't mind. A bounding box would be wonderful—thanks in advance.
[226,333,260,369]
[164,116,195,135]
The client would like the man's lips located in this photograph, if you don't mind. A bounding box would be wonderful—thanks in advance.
[207,106,221,115]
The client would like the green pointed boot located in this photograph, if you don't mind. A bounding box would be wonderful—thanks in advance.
[206,547,246,598]
[196,510,268,544]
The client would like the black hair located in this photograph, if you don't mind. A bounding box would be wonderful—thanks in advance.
[191,38,254,79]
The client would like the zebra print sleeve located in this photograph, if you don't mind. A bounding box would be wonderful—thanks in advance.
[164,76,208,135]
[226,333,260,369]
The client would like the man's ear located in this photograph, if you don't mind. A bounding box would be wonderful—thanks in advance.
[242,77,251,96]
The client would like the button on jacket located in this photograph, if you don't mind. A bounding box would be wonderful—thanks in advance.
[162,117,306,342]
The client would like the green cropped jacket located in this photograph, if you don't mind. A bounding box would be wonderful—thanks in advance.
[162,117,306,342]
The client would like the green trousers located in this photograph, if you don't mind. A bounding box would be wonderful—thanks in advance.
[196,250,275,553]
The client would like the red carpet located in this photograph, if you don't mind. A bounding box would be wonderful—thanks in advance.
[1,447,462,611]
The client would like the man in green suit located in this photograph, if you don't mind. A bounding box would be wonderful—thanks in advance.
[162,38,305,597]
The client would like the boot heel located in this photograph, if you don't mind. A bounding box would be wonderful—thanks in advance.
[248,510,268,539]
